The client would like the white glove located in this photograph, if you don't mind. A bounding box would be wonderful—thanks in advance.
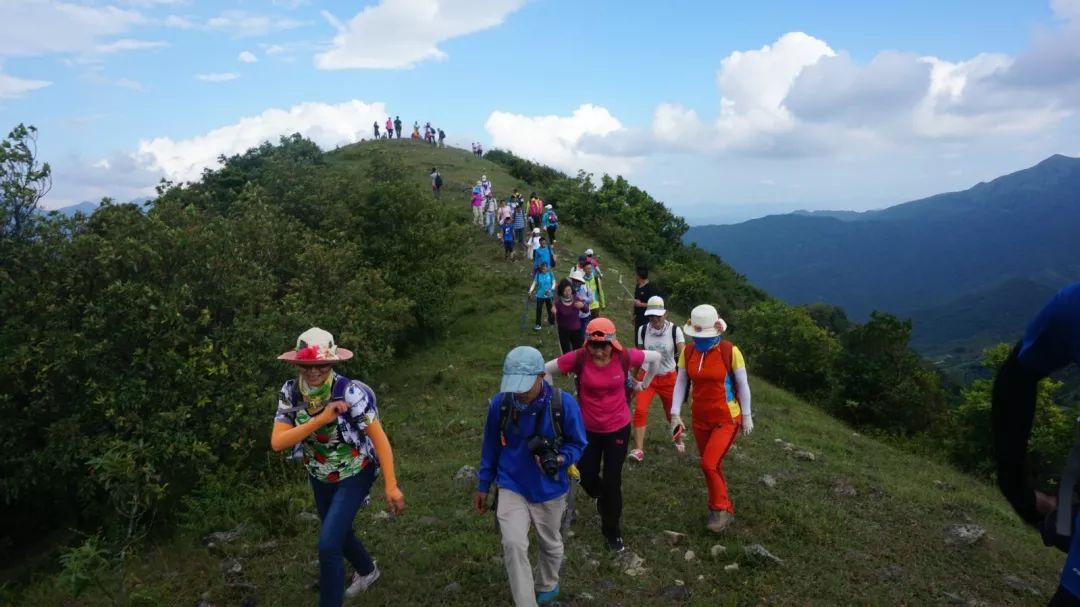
[670,415,685,441]
[742,416,754,436]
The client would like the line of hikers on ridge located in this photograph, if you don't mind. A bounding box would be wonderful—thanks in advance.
[268,172,755,605]
[371,116,445,145]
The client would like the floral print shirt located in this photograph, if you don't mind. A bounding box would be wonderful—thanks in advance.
[275,378,380,483]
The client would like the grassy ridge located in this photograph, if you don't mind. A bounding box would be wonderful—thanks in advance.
[16,141,1063,606]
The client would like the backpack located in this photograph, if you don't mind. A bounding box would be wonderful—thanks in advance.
[638,321,680,360]
[497,387,566,447]
[681,339,737,407]
[572,347,634,407]
[434,174,443,187]
[284,375,363,459]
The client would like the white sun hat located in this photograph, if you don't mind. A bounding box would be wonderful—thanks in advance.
[683,304,725,337]
[644,296,667,317]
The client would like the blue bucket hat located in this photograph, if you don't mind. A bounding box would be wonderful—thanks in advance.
[500,346,545,393]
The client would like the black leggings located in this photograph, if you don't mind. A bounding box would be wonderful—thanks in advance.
[546,226,557,243]
[578,423,630,540]
[535,299,554,325]
[558,326,583,355]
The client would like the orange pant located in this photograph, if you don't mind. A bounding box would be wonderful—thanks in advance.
[633,370,677,428]
[693,421,740,513]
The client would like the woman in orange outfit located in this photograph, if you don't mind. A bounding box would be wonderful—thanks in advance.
[669,304,753,533]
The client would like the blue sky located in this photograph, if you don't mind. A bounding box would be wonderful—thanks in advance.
[2,0,1079,224]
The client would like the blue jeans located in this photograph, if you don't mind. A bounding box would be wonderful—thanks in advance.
[310,466,377,607]
[485,211,496,236]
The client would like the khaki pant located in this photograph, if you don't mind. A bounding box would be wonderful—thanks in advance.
[473,205,483,225]
[496,489,566,607]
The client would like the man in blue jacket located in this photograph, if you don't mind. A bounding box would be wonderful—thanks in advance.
[992,282,1080,606]
[475,346,587,607]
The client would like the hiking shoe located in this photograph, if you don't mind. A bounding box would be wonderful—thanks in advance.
[536,584,560,605]
[628,448,644,462]
[534,324,542,331]
[605,536,626,552]
[674,440,686,454]
[705,510,734,533]
[345,564,380,597]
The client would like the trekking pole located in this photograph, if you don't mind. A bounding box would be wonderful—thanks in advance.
[519,293,531,335]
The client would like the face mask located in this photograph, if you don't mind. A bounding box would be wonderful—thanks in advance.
[692,336,721,351]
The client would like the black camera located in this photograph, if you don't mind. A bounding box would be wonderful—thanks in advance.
[527,435,561,477]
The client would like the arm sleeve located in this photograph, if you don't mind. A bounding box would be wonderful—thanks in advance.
[638,349,661,387]
[674,326,685,344]
[558,392,587,468]
[991,342,1045,527]
[477,398,501,494]
[367,421,398,491]
[550,352,576,376]
[671,368,689,417]
[734,367,752,419]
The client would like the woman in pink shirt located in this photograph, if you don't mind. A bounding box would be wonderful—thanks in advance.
[544,318,660,552]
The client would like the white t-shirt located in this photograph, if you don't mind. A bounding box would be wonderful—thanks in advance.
[637,320,684,375]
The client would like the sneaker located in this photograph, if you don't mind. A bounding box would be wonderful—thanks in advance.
[605,536,625,552]
[536,584,560,605]
[674,440,686,454]
[705,510,734,534]
[628,448,644,462]
[534,324,542,331]
[345,564,380,597]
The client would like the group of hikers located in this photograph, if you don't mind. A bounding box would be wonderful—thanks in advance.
[466,174,560,261]
[471,142,485,157]
[371,116,445,146]
[283,139,1080,605]
[271,173,757,606]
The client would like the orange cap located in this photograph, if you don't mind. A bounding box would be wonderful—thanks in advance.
[585,317,623,351]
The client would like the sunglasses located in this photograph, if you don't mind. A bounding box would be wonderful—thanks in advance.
[300,364,333,373]
[587,340,612,349]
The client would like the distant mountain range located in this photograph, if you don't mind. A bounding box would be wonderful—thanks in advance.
[686,154,1080,357]
[45,201,99,217]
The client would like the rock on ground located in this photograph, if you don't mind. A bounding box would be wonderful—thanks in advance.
[454,464,477,483]
[1003,575,1041,596]
[944,523,986,546]
[745,544,783,564]
[761,474,777,489]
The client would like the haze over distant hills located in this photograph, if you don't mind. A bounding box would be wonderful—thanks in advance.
[686,154,1080,356]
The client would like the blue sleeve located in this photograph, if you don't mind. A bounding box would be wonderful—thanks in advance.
[477,396,502,493]
[1018,283,1080,376]
[558,391,587,468]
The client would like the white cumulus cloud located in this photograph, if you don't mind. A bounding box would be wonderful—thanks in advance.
[485,104,639,178]
[0,1,145,57]
[197,72,239,82]
[136,99,387,182]
[316,0,528,69]
[0,71,51,98]
[207,10,307,38]
[238,50,258,63]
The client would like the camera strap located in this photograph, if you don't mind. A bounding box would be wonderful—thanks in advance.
[498,387,564,447]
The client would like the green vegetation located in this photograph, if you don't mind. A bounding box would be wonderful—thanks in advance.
[1,134,1068,605]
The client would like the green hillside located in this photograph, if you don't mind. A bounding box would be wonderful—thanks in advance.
[10,140,1065,606]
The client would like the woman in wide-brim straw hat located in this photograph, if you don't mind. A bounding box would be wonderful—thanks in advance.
[668,305,751,534]
[271,327,405,606]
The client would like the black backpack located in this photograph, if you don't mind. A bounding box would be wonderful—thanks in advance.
[434,174,443,187]
[638,320,680,356]
[497,387,565,447]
